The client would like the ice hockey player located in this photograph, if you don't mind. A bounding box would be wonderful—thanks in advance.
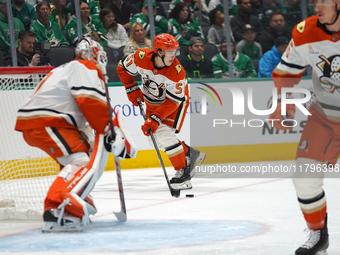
[15,38,136,232]
[117,33,205,190]
[269,0,340,254]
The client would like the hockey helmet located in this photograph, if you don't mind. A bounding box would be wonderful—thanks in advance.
[75,38,108,72]
[153,33,180,57]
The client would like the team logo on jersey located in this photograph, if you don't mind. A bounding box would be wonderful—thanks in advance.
[296,20,306,33]
[317,55,340,93]
[175,64,182,74]
[139,50,145,60]
[298,140,309,152]
[143,75,165,98]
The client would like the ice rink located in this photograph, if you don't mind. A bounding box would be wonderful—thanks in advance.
[0,160,339,255]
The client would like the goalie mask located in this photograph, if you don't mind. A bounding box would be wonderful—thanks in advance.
[75,38,108,74]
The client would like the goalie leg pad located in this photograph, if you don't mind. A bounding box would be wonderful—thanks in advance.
[44,133,108,223]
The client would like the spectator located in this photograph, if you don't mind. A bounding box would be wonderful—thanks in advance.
[130,0,172,37]
[4,31,48,67]
[211,37,256,78]
[169,0,210,25]
[123,22,151,57]
[230,0,263,43]
[99,8,128,57]
[179,37,213,79]
[169,1,204,46]
[258,36,288,77]
[132,0,168,19]
[208,0,239,17]
[67,0,101,19]
[261,0,287,28]
[50,0,70,30]
[207,8,234,50]
[64,1,108,46]
[259,10,291,54]
[12,0,37,31]
[236,24,262,60]
[30,2,69,47]
[0,0,25,57]
[250,0,263,19]
[100,0,132,30]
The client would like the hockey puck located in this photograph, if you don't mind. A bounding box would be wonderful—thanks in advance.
[186,194,194,198]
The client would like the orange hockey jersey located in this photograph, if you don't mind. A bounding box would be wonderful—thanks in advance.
[117,49,189,132]
[15,59,111,134]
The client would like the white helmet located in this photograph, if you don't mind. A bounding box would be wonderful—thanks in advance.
[75,38,108,74]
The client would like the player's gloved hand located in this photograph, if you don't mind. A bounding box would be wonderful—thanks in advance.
[104,127,127,158]
[141,114,162,136]
[268,94,295,130]
[125,84,144,106]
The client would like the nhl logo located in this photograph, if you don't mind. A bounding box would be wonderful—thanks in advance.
[333,34,338,41]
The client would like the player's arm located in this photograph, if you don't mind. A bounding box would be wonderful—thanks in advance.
[117,51,144,106]
[269,41,306,130]
[71,61,111,134]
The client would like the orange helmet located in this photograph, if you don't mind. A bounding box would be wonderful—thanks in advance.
[153,33,179,56]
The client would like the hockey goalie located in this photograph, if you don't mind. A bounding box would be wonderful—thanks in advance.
[14,38,137,232]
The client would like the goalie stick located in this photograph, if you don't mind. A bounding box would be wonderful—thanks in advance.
[103,76,127,222]
[137,98,181,198]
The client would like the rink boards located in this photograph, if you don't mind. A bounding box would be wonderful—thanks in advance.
[1,78,313,173]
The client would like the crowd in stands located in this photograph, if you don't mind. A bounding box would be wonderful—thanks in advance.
[0,0,314,81]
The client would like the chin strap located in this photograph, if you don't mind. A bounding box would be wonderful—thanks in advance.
[325,2,340,25]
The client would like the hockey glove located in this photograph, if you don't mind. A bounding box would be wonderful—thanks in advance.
[126,84,144,106]
[268,94,295,130]
[141,114,162,136]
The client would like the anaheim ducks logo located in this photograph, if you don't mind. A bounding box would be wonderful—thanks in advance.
[143,75,165,98]
[139,50,145,59]
[317,55,340,93]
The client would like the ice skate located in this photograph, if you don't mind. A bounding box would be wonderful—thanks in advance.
[295,216,329,255]
[170,144,206,190]
[42,199,82,233]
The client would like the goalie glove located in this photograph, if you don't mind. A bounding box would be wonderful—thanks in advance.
[125,84,144,106]
[104,108,138,159]
[268,94,295,130]
[141,114,162,136]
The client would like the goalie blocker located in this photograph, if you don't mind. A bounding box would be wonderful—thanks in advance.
[42,109,137,233]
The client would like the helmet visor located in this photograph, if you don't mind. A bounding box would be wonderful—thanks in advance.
[163,49,180,57]
[308,0,335,6]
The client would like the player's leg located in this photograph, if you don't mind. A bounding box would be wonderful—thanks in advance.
[293,110,340,254]
[42,132,109,231]
[23,127,100,230]
[148,124,204,190]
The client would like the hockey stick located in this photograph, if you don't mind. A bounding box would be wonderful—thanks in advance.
[137,98,180,198]
[103,76,127,222]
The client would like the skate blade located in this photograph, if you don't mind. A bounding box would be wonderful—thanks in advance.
[42,222,83,233]
[316,250,327,255]
[170,180,192,190]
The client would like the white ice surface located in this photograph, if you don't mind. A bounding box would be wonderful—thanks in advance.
[0,160,339,255]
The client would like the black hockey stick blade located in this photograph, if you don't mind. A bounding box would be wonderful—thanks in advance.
[137,98,181,198]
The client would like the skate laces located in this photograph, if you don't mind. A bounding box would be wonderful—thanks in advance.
[301,228,321,249]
